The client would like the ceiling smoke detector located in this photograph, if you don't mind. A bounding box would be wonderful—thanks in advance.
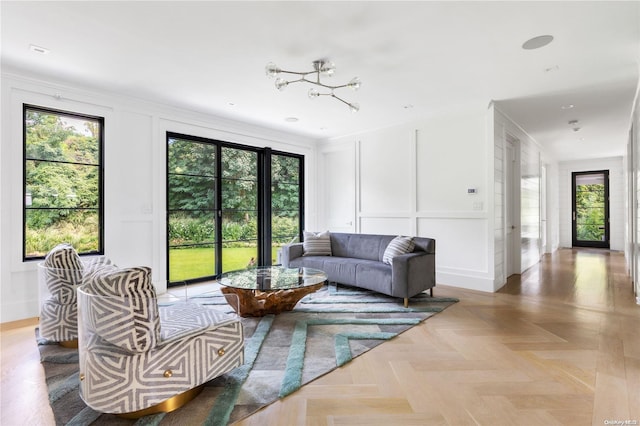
[522,35,554,50]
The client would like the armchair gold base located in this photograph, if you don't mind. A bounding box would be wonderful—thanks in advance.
[117,385,204,419]
[59,339,78,349]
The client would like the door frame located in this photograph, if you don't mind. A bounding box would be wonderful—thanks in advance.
[571,170,610,248]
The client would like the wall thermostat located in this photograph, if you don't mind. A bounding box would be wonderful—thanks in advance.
[467,188,477,194]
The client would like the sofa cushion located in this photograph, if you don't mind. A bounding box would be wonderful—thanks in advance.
[355,260,393,295]
[383,236,415,265]
[303,230,332,256]
[318,257,359,285]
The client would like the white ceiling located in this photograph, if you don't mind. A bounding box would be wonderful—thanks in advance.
[2,1,639,162]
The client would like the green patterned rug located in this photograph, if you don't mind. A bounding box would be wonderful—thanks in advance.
[38,284,457,425]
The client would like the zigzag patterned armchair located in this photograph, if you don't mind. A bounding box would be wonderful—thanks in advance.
[77,265,244,417]
[38,243,113,347]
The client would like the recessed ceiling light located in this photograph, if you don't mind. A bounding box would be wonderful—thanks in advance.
[544,65,560,73]
[522,35,554,50]
[228,102,236,107]
[29,44,50,54]
[284,117,299,123]
[403,104,414,109]
[561,104,575,110]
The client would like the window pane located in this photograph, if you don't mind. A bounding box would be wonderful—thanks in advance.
[168,175,215,211]
[222,148,257,179]
[222,244,258,273]
[25,110,100,164]
[221,178,257,210]
[272,155,299,183]
[25,209,99,257]
[272,212,299,240]
[272,182,299,208]
[168,211,216,247]
[26,161,99,208]
[168,138,216,177]
[222,211,258,241]
[169,245,215,282]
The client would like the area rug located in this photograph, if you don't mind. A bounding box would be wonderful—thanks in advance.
[37,284,458,425]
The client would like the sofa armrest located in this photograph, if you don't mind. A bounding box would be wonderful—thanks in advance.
[391,251,436,298]
[280,243,304,267]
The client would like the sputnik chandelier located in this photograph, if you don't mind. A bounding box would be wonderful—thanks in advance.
[265,60,361,112]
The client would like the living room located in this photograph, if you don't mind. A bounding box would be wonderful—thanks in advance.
[1,1,639,425]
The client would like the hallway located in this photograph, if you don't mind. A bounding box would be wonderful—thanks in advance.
[1,248,638,425]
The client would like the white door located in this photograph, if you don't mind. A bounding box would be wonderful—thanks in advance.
[319,146,356,232]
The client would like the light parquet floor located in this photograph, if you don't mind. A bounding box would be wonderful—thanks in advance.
[236,249,640,426]
[1,248,638,425]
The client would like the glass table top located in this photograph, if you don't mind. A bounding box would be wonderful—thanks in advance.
[218,266,327,291]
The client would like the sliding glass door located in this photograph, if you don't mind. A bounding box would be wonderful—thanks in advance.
[221,147,259,271]
[167,133,303,284]
[271,153,303,263]
[167,137,217,282]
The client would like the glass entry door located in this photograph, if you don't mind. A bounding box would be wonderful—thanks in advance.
[572,170,609,248]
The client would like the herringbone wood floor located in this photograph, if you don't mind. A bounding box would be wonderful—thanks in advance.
[235,249,640,426]
[1,248,638,425]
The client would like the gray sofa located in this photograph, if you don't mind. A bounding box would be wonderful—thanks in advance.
[280,232,436,307]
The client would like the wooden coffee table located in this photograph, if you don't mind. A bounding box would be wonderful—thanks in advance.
[219,266,327,317]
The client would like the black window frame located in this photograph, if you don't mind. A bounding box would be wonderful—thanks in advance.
[166,132,304,285]
[22,104,105,261]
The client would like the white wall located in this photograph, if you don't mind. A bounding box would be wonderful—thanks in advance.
[0,70,318,323]
[558,157,625,251]
[317,103,497,292]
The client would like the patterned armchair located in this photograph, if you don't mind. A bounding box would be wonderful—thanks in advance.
[77,266,244,416]
[38,243,112,346]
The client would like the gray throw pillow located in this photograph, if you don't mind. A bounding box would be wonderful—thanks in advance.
[383,236,415,265]
[303,230,332,256]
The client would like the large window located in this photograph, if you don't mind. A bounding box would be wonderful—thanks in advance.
[23,105,104,260]
[167,133,303,284]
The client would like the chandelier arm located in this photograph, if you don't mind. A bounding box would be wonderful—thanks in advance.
[278,69,316,77]
[330,93,352,107]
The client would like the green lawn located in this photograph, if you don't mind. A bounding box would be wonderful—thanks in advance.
[169,246,280,282]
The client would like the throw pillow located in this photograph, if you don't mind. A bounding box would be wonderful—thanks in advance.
[383,236,415,265]
[303,230,332,256]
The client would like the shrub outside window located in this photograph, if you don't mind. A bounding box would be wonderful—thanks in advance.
[23,105,104,260]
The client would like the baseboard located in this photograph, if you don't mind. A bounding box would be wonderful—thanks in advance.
[436,270,497,292]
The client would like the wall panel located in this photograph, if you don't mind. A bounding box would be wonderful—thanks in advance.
[359,127,413,213]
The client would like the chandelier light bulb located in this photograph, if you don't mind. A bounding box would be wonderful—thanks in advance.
[348,77,361,90]
[275,78,288,91]
[308,88,320,98]
[349,103,360,113]
[265,62,280,78]
[320,61,336,76]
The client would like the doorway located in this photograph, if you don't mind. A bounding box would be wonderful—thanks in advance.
[572,170,609,248]
[505,135,520,276]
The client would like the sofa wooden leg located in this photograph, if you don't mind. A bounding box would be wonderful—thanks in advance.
[403,297,408,308]
[430,288,433,297]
